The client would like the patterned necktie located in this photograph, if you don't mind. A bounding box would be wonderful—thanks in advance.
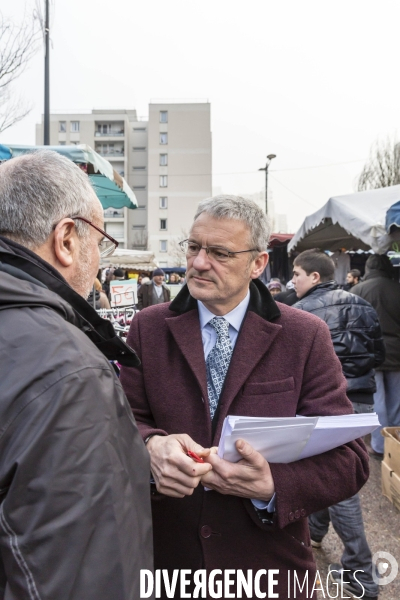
[206,317,233,418]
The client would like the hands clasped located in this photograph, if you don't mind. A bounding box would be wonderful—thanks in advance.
[147,434,275,501]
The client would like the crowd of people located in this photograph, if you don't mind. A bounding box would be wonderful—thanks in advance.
[0,150,398,599]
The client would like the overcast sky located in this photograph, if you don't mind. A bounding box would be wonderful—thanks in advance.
[3,0,400,231]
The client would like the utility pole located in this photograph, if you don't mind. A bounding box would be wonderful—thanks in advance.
[258,154,276,214]
[43,0,50,145]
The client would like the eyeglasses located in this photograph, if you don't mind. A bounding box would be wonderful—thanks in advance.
[179,239,259,263]
[70,216,119,258]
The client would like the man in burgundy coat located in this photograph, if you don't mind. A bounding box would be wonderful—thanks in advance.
[120,195,369,600]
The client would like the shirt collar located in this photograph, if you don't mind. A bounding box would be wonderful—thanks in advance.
[198,289,250,333]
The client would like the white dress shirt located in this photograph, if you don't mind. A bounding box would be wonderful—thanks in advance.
[197,290,275,512]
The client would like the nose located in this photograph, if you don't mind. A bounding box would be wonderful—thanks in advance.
[192,247,212,271]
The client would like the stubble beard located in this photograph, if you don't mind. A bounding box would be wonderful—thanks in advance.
[70,236,97,299]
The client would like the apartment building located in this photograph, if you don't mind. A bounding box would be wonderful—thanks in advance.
[36,102,212,266]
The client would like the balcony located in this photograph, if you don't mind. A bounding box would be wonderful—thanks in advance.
[104,208,124,219]
[95,131,124,137]
[95,121,125,138]
[95,146,125,159]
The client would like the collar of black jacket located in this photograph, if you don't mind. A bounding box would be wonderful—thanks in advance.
[169,278,281,322]
[0,236,140,367]
[364,269,393,281]
[297,280,338,302]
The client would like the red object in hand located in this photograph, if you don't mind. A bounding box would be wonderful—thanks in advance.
[187,450,205,463]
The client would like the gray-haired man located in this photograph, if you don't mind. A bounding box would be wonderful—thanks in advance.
[0,151,152,599]
[121,195,368,599]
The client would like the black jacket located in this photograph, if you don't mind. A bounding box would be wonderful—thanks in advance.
[293,282,385,401]
[352,269,400,371]
[0,237,153,599]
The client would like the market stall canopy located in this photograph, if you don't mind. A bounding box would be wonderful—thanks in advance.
[0,143,137,210]
[101,249,158,270]
[386,201,400,232]
[269,233,294,248]
[288,185,400,254]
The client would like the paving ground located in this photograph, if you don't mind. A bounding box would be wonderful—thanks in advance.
[313,452,400,599]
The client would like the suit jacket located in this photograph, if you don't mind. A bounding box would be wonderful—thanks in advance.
[120,280,369,599]
[137,280,171,310]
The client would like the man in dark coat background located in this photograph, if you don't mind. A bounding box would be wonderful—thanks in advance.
[292,248,384,600]
[121,195,369,600]
[352,254,400,456]
[138,267,171,310]
[0,151,153,600]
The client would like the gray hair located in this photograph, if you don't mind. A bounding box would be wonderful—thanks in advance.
[0,150,98,249]
[194,195,271,251]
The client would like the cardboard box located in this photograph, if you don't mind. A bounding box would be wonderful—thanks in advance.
[381,460,400,511]
[382,427,400,475]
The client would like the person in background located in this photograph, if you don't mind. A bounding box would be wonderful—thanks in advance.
[113,267,125,280]
[95,277,111,308]
[343,268,361,291]
[292,248,383,600]
[137,267,171,310]
[267,279,282,296]
[120,195,368,600]
[169,273,180,284]
[352,254,400,457]
[0,150,152,599]
[274,280,297,306]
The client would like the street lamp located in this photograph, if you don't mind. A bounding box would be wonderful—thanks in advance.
[259,154,276,214]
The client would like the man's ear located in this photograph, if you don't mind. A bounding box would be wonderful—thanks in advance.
[53,218,78,267]
[311,271,321,285]
[250,251,269,279]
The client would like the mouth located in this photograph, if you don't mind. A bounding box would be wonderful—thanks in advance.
[189,273,215,284]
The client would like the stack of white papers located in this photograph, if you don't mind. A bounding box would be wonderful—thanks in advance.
[218,413,380,464]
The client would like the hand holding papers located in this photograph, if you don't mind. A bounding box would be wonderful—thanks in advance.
[218,413,380,464]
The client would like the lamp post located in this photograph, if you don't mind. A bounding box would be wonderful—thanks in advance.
[44,0,50,145]
[258,154,276,214]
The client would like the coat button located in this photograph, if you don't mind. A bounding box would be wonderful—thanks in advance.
[295,510,300,519]
[300,509,306,517]
[201,525,212,538]
[289,512,295,521]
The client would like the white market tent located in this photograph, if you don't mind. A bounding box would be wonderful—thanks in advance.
[288,185,400,254]
[101,249,158,271]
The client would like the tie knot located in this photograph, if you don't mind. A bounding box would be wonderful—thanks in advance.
[209,316,230,337]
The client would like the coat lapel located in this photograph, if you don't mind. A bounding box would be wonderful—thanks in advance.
[165,309,209,405]
[213,311,283,443]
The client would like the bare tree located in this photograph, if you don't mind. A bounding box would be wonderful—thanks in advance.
[0,13,40,134]
[168,229,188,267]
[357,136,400,191]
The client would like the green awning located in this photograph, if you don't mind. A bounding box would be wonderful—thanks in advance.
[89,174,136,209]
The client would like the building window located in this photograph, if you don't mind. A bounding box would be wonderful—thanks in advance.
[71,121,80,132]
[59,141,66,145]
[160,219,167,230]
[59,121,66,132]
[159,196,168,209]
[160,240,168,252]
[159,133,168,145]
[159,175,168,187]
[160,111,168,123]
[160,153,168,166]
[133,146,146,151]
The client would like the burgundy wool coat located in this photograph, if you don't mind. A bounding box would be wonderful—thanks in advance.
[120,280,369,600]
